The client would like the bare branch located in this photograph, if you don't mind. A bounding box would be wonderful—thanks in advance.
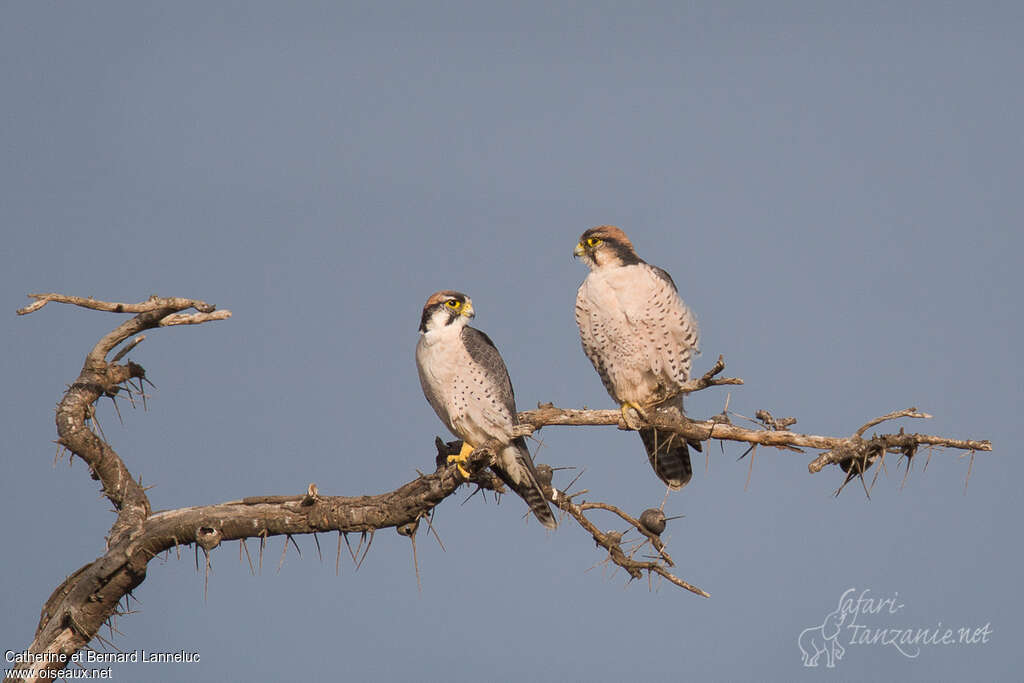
[556,497,708,598]
[159,310,233,326]
[17,293,231,366]
[517,405,991,466]
[681,354,744,392]
[17,293,219,316]
[8,294,231,682]
[110,335,146,363]
[7,293,993,682]
[853,407,931,439]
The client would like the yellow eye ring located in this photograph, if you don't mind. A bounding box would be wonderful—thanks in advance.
[586,237,602,247]
[445,299,461,309]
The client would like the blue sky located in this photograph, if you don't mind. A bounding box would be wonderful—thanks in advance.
[2,3,1020,681]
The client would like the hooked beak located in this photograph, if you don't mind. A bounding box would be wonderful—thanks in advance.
[573,241,585,259]
[461,300,475,319]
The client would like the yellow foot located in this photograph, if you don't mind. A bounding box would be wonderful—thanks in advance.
[621,401,648,430]
[447,441,475,479]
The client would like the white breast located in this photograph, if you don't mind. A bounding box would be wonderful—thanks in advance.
[576,263,698,405]
[416,327,517,447]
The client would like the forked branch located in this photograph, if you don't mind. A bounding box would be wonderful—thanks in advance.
[5,293,992,682]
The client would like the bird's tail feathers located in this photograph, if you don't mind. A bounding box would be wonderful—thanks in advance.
[639,428,693,489]
[493,438,557,530]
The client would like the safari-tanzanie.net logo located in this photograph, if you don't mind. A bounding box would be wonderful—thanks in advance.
[797,587,992,668]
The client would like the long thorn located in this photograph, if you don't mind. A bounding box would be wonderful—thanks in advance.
[355,530,375,571]
[241,539,255,576]
[744,445,756,491]
[411,535,421,594]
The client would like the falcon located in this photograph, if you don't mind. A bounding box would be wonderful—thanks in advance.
[416,290,556,529]
[573,226,700,489]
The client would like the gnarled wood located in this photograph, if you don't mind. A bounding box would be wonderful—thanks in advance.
[5,292,992,683]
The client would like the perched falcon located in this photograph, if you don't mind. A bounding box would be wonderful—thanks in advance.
[574,226,700,489]
[416,290,556,529]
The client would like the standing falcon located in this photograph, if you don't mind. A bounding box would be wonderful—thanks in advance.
[416,290,556,529]
[574,226,700,489]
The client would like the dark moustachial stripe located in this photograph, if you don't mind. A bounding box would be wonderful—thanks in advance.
[605,238,642,266]
[579,227,643,267]
[418,305,434,332]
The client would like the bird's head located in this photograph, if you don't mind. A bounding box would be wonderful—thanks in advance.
[573,225,641,269]
[419,290,475,333]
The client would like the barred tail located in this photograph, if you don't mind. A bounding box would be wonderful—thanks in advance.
[639,427,693,489]
[492,438,557,529]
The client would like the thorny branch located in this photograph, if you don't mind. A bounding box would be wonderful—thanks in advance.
[7,293,993,682]
[516,367,991,476]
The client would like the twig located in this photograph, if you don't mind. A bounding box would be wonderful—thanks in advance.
[557,497,707,598]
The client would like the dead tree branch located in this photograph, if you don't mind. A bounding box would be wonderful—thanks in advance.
[7,293,992,682]
[8,295,239,682]
[517,374,991,479]
[557,499,707,597]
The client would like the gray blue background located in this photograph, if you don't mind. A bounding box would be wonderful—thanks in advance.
[2,2,1019,681]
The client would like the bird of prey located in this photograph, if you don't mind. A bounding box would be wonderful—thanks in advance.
[416,290,556,529]
[573,226,700,489]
